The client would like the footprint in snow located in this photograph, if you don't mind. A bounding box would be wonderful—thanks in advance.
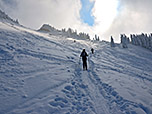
[49,96,68,108]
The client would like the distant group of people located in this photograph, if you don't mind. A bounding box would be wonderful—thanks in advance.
[80,48,94,71]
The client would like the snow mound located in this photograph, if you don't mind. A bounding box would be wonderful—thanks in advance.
[38,24,57,33]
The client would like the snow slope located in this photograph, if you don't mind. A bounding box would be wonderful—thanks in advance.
[0,21,152,114]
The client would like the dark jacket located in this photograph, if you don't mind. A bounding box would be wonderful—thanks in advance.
[80,50,88,61]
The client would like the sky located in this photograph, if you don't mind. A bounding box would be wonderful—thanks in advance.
[80,0,95,26]
[0,0,152,42]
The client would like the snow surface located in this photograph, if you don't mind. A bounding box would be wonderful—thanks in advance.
[0,21,152,114]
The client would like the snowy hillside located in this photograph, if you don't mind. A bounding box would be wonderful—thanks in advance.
[0,9,19,25]
[38,24,90,40]
[0,13,152,114]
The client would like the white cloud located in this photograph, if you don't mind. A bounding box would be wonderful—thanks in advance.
[102,0,152,42]
[91,0,119,39]
[1,0,152,42]
[8,0,94,37]
[12,0,82,29]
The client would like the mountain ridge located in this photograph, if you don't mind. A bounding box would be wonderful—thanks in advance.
[0,9,19,25]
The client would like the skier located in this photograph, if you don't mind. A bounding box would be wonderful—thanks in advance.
[80,49,88,70]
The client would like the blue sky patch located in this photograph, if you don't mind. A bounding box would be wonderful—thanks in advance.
[80,0,95,26]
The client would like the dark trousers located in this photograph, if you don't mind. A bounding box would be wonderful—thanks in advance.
[82,60,87,70]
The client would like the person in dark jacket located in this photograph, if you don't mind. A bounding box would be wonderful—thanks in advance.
[80,49,88,70]
[91,48,94,54]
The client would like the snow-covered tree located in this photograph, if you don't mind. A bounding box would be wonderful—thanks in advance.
[97,36,100,41]
[121,34,128,48]
[93,35,100,41]
[130,33,152,51]
[62,28,66,32]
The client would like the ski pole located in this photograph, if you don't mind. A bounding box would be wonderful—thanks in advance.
[79,57,81,65]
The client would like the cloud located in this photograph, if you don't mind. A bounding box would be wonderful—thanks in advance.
[0,0,83,29]
[91,0,119,37]
[1,0,152,42]
[102,0,152,42]
[0,0,17,9]
[0,0,95,37]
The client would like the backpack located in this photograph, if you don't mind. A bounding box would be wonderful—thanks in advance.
[81,52,86,57]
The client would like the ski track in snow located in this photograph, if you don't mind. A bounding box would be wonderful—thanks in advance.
[46,52,151,114]
[88,58,149,114]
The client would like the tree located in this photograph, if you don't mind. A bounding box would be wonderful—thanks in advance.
[110,36,115,47]
[121,34,128,48]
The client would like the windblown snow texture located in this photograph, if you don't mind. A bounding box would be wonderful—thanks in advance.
[0,10,152,114]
